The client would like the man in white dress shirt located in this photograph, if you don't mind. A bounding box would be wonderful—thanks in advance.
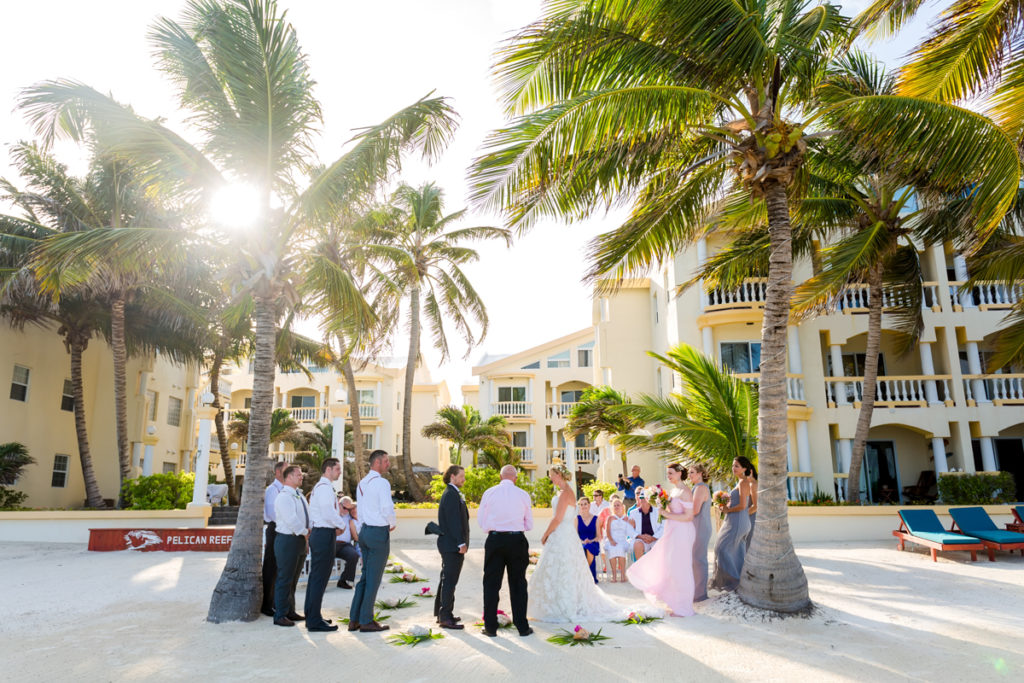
[349,449,396,633]
[261,461,286,617]
[272,465,310,627]
[304,458,347,632]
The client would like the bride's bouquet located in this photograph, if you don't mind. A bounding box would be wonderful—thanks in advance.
[648,485,670,508]
[712,490,730,518]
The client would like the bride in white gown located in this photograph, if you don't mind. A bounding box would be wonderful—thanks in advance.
[529,465,647,622]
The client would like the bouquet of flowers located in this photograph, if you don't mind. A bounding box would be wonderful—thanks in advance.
[528,549,541,565]
[615,611,662,626]
[473,609,513,629]
[547,625,612,647]
[649,485,670,508]
[389,571,428,583]
[415,586,434,599]
[387,625,444,647]
[712,490,730,518]
[384,562,404,574]
[375,597,415,610]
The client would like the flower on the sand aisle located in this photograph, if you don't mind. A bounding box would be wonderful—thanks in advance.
[573,625,590,640]
[409,625,430,637]
[497,612,512,627]
[418,587,434,597]
[402,572,417,581]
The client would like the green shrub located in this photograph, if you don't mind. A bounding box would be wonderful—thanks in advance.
[0,487,28,509]
[937,471,1016,505]
[528,475,554,508]
[121,472,195,510]
[427,466,553,507]
[582,480,617,501]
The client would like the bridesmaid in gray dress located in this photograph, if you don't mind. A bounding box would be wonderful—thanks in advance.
[710,459,751,591]
[738,456,758,550]
[688,464,712,602]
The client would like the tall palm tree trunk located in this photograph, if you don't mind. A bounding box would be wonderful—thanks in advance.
[111,295,130,495]
[207,295,276,622]
[401,287,423,500]
[69,333,104,508]
[209,349,237,505]
[737,181,810,613]
[341,357,366,481]
[847,264,884,504]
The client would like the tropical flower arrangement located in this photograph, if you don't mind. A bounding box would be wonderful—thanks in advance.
[615,611,662,626]
[474,609,513,629]
[341,611,389,624]
[649,485,670,508]
[390,572,427,583]
[712,490,730,518]
[547,625,612,646]
[528,549,541,565]
[375,597,415,610]
[384,563,405,574]
[415,586,434,598]
[387,625,444,647]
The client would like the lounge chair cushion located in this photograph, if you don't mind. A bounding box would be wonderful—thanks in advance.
[968,529,1024,544]
[949,506,998,532]
[910,531,983,546]
[899,509,948,534]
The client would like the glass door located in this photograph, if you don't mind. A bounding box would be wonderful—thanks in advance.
[861,441,901,503]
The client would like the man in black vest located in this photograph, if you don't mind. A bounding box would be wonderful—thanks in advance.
[434,465,469,629]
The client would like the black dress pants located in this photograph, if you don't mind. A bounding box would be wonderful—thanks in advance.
[434,551,464,622]
[261,522,277,613]
[482,531,529,633]
[335,541,360,584]
[273,533,306,620]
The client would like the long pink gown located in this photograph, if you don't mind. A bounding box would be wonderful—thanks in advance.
[626,491,695,617]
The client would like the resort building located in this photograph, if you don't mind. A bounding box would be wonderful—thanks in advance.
[464,328,603,480]
[2,323,203,508]
[593,238,1024,503]
[219,358,451,479]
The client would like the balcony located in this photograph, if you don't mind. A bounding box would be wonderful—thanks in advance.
[517,447,534,464]
[235,450,309,471]
[950,280,1024,310]
[833,283,943,312]
[229,406,328,423]
[545,402,577,419]
[358,404,380,419]
[735,373,807,403]
[787,472,814,501]
[824,375,952,408]
[492,401,532,419]
[963,374,1024,405]
[705,278,767,311]
[545,447,597,464]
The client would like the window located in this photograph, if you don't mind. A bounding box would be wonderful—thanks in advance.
[162,462,176,474]
[720,342,761,374]
[521,360,540,369]
[60,379,74,412]
[547,350,570,368]
[51,454,69,488]
[166,396,183,427]
[829,353,887,377]
[146,391,158,422]
[10,365,30,402]
[357,389,376,405]
[497,386,527,402]
[244,397,252,409]
[560,389,583,403]
[652,295,659,324]
[396,392,401,410]
[362,433,374,450]
[511,431,528,448]
[577,341,594,368]
[290,394,316,408]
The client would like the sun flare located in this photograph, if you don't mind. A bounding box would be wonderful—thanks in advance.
[209,183,261,230]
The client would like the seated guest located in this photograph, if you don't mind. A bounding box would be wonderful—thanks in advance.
[627,489,663,559]
[592,489,612,575]
[603,496,632,582]
[335,496,360,589]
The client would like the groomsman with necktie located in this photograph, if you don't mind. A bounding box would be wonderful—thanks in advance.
[272,465,310,627]
[349,450,396,633]
[305,457,347,632]
[260,460,286,617]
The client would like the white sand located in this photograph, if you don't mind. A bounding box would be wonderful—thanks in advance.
[3,540,1022,682]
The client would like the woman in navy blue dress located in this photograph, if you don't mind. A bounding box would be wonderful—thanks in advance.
[576,496,600,583]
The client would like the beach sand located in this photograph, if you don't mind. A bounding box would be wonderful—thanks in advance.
[2,540,1021,681]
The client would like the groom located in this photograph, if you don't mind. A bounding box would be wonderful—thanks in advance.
[477,465,534,637]
[433,465,469,629]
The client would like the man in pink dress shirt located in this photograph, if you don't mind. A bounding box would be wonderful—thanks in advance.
[477,465,534,637]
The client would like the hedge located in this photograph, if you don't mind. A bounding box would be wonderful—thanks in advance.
[937,471,1016,505]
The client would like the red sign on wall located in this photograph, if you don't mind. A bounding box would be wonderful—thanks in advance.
[88,528,234,552]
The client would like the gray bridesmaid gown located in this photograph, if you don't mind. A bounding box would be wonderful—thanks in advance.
[710,485,750,591]
[745,487,757,550]
[691,483,712,601]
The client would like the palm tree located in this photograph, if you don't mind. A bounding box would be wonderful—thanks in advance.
[468,0,1019,613]
[0,442,35,486]
[19,0,458,622]
[226,409,301,450]
[564,386,638,478]
[369,183,511,497]
[421,405,511,467]
[478,443,521,470]
[618,345,758,481]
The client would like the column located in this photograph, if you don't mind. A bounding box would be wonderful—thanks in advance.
[931,437,949,475]
[188,406,217,509]
[952,421,977,473]
[837,438,852,501]
[142,432,158,476]
[979,437,997,472]
[132,442,143,472]
[564,433,577,495]
[320,389,328,420]
[830,344,848,406]
[330,404,350,490]
[796,421,812,502]
[953,254,974,308]
[965,341,989,404]
[919,342,942,405]
[702,327,714,359]
[696,238,709,313]
[374,426,381,453]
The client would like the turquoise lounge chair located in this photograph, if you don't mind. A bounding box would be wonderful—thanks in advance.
[1012,506,1024,530]
[949,507,1024,557]
[893,509,992,562]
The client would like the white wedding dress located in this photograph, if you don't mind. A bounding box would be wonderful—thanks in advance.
[529,493,641,623]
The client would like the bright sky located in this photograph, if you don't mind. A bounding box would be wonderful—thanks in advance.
[0,0,934,403]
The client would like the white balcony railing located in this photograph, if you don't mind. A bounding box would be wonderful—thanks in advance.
[950,280,1024,309]
[228,406,329,423]
[518,447,534,463]
[705,278,767,310]
[964,374,1024,404]
[824,375,952,406]
[235,450,309,469]
[358,404,380,419]
[787,472,814,501]
[834,284,939,312]
[545,402,577,419]
[544,447,596,465]
[492,401,532,418]
[735,373,806,402]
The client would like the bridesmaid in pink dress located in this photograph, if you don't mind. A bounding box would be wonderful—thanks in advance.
[626,463,696,617]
